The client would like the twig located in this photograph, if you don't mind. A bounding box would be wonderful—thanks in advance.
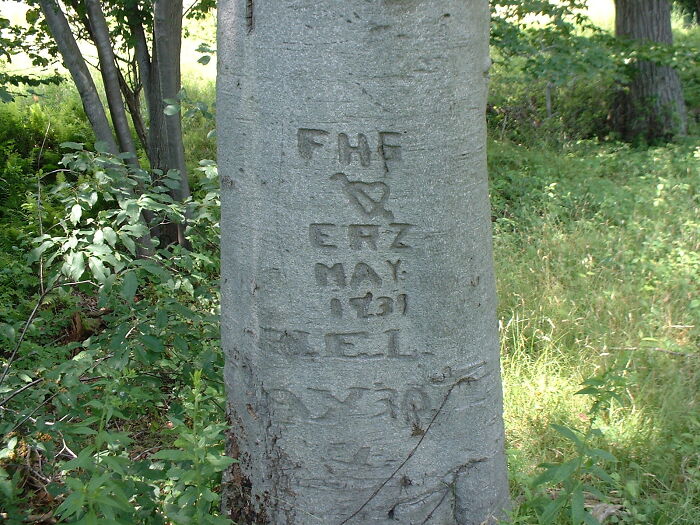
[133,446,161,461]
[36,121,50,295]
[9,393,59,434]
[57,438,78,460]
[0,378,44,408]
[420,484,450,525]
[0,287,54,389]
[338,375,477,525]
[1,279,97,389]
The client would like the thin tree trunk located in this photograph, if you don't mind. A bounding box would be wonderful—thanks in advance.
[154,0,190,247]
[218,1,509,523]
[613,0,687,141]
[38,0,118,154]
[84,0,139,165]
[126,7,163,167]
[116,67,149,154]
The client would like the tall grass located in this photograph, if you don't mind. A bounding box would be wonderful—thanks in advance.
[491,138,700,523]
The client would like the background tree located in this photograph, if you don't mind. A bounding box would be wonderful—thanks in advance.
[20,0,214,245]
[675,0,700,24]
[613,0,687,141]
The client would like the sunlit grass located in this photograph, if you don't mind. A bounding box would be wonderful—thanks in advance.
[491,138,700,523]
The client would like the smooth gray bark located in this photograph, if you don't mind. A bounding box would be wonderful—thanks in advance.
[38,0,118,154]
[154,0,190,246]
[84,0,139,164]
[126,8,158,161]
[218,2,509,524]
[613,0,687,141]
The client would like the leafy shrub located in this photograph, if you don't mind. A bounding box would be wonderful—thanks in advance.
[0,145,230,524]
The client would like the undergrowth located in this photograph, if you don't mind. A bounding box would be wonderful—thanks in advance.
[491,138,699,523]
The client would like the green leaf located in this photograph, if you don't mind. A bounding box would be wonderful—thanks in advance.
[88,243,112,256]
[164,104,180,116]
[583,512,602,525]
[119,232,136,255]
[151,449,191,461]
[87,257,107,283]
[120,271,138,302]
[81,191,98,207]
[70,204,83,225]
[63,251,85,281]
[571,485,584,524]
[588,448,617,462]
[28,240,54,263]
[0,437,18,459]
[205,454,236,470]
[140,334,164,353]
[69,426,98,435]
[26,8,40,25]
[60,141,84,151]
[551,423,584,448]
[586,464,615,484]
[198,54,211,65]
[62,446,96,471]
[0,323,16,344]
[102,227,117,247]
[533,458,580,486]
[56,490,86,519]
[540,494,567,524]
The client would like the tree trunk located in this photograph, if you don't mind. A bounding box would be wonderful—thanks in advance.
[84,0,139,165]
[153,0,190,247]
[218,1,509,524]
[38,0,118,154]
[613,0,687,141]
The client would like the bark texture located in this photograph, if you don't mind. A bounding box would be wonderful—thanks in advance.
[38,0,118,154]
[613,0,687,141]
[84,0,139,164]
[218,1,508,523]
[154,0,190,246]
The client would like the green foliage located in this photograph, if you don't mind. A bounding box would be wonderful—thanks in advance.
[0,15,62,102]
[493,137,700,524]
[0,145,228,524]
[516,370,627,525]
[489,0,700,142]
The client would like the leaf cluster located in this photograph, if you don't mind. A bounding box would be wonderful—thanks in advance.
[0,145,229,524]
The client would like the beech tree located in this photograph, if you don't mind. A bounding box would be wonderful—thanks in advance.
[613,0,687,141]
[219,1,509,523]
[21,0,214,245]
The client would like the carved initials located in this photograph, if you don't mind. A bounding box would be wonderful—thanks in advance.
[298,128,328,160]
[348,224,379,250]
[315,263,346,287]
[260,328,315,357]
[309,223,337,248]
[308,387,368,419]
[390,223,413,249]
[338,133,371,167]
[350,262,382,288]
[331,173,394,220]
